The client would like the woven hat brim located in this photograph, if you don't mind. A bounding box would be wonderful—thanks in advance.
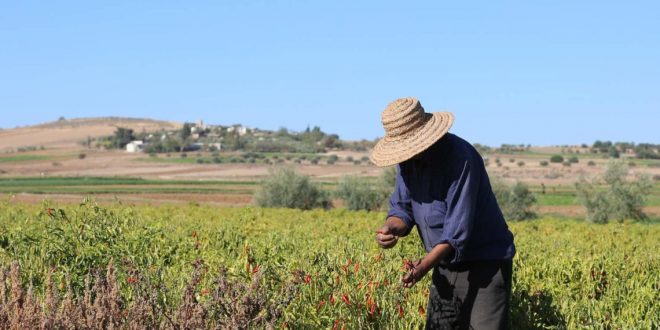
[369,112,454,167]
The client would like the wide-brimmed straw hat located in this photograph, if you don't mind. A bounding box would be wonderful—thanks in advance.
[369,97,454,167]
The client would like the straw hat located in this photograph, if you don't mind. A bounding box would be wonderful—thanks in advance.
[369,97,454,167]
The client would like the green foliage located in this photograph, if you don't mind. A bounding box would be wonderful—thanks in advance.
[112,127,134,149]
[492,180,537,221]
[254,167,331,210]
[608,146,620,159]
[1,203,657,329]
[576,161,653,223]
[568,156,579,163]
[335,176,389,211]
[180,122,192,140]
[587,160,596,166]
[539,161,549,167]
[550,155,564,163]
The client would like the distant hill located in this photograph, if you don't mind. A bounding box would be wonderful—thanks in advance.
[0,117,181,150]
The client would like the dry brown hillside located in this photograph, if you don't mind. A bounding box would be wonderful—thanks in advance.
[0,117,181,150]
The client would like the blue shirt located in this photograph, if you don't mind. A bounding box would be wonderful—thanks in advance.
[387,133,515,264]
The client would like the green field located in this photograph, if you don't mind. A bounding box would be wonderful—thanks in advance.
[0,201,657,329]
[0,154,53,163]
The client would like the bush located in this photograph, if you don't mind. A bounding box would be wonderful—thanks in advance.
[587,160,596,166]
[196,158,205,164]
[550,155,564,163]
[492,180,536,221]
[254,167,331,210]
[180,153,187,158]
[335,175,389,211]
[568,156,579,164]
[563,161,571,167]
[212,157,222,164]
[517,161,525,167]
[509,158,515,163]
[78,153,86,160]
[346,156,354,162]
[576,161,652,223]
[539,161,549,167]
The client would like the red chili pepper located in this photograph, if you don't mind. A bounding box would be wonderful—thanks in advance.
[341,293,350,306]
[305,274,311,284]
[398,304,404,318]
[332,320,339,330]
[127,276,138,284]
[354,262,360,274]
[47,208,53,217]
[252,264,260,274]
[317,300,326,310]
[329,294,335,304]
[201,288,209,295]
[419,306,425,317]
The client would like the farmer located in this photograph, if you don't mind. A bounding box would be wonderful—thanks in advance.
[371,97,515,329]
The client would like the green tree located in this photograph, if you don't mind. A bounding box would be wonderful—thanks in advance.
[113,127,134,149]
[254,167,331,210]
[576,161,652,223]
[492,180,537,221]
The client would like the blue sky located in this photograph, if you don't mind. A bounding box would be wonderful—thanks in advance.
[1,1,658,146]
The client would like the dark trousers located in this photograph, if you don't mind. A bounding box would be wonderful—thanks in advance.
[425,260,512,330]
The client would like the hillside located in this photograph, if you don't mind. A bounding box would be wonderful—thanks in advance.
[0,117,181,150]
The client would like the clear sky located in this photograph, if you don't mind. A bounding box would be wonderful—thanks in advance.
[1,1,658,146]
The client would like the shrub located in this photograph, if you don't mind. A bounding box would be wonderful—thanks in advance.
[353,160,361,165]
[568,156,579,163]
[180,153,187,158]
[196,158,205,164]
[327,155,339,163]
[326,158,336,165]
[563,161,571,167]
[509,158,515,163]
[254,167,331,210]
[517,161,525,167]
[335,175,389,211]
[550,155,564,163]
[576,161,652,223]
[492,180,537,221]
[539,161,549,167]
[587,160,596,166]
[78,153,86,160]
[212,157,222,164]
[360,156,369,162]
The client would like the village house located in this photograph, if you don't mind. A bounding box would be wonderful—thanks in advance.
[126,140,145,153]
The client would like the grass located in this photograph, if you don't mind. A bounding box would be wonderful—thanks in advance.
[0,155,52,163]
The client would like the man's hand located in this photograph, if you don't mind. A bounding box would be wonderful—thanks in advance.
[375,225,398,249]
[400,244,454,289]
[401,259,430,288]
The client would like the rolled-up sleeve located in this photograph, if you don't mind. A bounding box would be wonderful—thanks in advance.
[437,159,480,263]
[386,166,415,235]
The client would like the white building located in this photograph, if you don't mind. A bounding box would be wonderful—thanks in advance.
[126,140,144,153]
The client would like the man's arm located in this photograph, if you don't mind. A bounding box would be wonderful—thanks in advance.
[376,166,415,249]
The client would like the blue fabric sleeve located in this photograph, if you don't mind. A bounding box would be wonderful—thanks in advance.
[437,158,480,263]
[386,166,415,236]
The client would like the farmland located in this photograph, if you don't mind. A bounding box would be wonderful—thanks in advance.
[0,201,658,329]
[1,119,659,328]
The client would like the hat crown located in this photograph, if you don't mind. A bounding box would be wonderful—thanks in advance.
[381,97,429,141]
